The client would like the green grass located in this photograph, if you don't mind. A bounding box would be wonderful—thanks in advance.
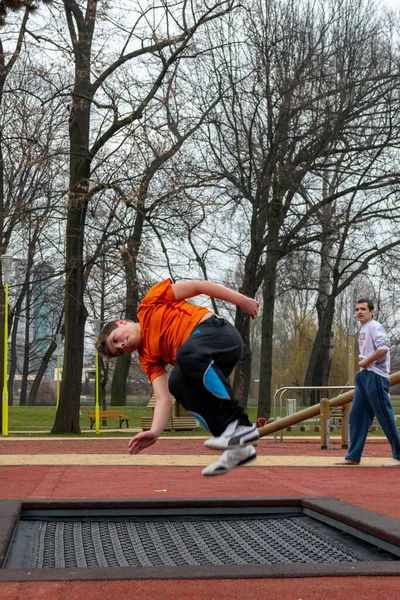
[4,406,259,437]
[7,406,152,432]
[4,402,398,438]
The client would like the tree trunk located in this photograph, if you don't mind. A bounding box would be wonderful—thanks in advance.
[99,355,108,410]
[303,300,336,403]
[303,178,337,403]
[258,247,280,420]
[28,340,57,406]
[7,313,20,406]
[51,0,95,433]
[233,240,264,406]
[97,261,108,409]
[19,290,31,406]
[51,184,89,433]
[111,355,131,406]
[232,312,252,409]
[110,211,143,406]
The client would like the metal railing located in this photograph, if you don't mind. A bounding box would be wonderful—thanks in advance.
[273,385,355,442]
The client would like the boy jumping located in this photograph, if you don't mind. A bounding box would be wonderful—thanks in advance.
[96,278,260,476]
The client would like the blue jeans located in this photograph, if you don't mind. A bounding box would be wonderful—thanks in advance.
[346,369,400,462]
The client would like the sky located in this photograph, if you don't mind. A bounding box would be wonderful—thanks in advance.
[382,0,399,10]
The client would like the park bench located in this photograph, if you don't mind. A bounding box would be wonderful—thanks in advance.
[88,409,129,429]
[141,395,197,432]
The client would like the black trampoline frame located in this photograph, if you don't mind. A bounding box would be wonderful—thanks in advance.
[1,496,400,581]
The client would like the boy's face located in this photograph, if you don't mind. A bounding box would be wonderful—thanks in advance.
[355,302,373,325]
[106,320,141,356]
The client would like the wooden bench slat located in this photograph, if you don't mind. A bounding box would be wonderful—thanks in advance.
[87,409,129,429]
[172,417,197,430]
[88,410,126,417]
[147,396,177,409]
[141,416,173,431]
[145,395,195,431]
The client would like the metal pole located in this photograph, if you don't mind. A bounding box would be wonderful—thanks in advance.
[94,319,101,435]
[55,334,63,408]
[2,280,9,436]
[56,347,60,407]
[320,398,330,450]
[2,255,13,437]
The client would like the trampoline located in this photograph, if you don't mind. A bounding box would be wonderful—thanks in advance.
[1,497,400,580]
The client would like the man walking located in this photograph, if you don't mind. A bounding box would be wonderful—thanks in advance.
[336,298,400,467]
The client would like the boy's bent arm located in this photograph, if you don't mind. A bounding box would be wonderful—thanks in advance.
[150,374,174,434]
[171,280,259,319]
[127,373,173,454]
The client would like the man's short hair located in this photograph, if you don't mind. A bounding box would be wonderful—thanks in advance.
[356,298,374,311]
[95,321,119,358]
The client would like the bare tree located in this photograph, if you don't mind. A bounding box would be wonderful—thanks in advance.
[0,0,51,422]
[1,69,66,405]
[304,185,400,398]
[35,1,237,433]
[198,0,400,416]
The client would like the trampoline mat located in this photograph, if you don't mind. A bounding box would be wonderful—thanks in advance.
[5,514,397,569]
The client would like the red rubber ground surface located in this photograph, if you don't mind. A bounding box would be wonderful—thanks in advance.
[1,437,399,599]
[0,436,389,456]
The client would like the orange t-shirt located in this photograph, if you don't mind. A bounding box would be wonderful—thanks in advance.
[137,279,210,382]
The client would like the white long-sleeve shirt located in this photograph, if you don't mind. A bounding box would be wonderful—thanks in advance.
[358,319,390,377]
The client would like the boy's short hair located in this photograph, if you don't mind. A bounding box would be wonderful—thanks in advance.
[95,321,119,358]
[356,298,374,311]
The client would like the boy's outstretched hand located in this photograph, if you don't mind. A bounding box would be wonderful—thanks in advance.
[128,430,158,454]
[239,296,259,319]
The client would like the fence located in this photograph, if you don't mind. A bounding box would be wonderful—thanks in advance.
[272,386,355,442]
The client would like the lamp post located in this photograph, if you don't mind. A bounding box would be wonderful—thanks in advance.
[2,255,14,437]
[93,319,101,435]
[55,333,63,408]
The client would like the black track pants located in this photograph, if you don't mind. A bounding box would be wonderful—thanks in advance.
[168,315,252,436]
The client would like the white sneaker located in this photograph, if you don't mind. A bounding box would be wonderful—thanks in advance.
[202,445,257,476]
[204,420,259,450]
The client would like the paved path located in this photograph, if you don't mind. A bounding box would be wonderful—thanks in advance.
[0,435,394,467]
[0,452,394,467]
